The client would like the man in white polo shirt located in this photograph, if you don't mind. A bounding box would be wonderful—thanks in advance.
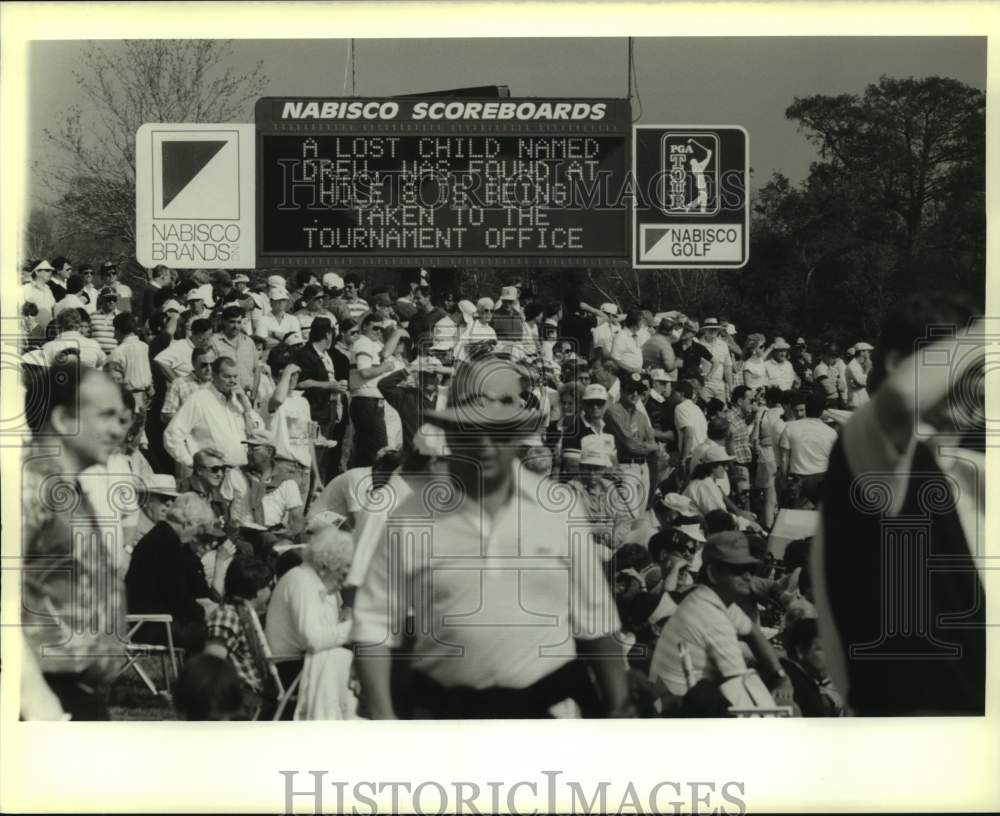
[591,303,622,355]
[778,392,838,506]
[354,356,632,719]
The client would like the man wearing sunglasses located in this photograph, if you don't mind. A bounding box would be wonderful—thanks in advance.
[649,531,793,712]
[161,346,215,424]
[354,355,633,719]
[179,447,235,535]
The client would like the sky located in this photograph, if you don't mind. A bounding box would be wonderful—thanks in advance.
[26,36,986,210]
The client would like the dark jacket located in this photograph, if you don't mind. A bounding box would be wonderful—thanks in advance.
[296,342,336,425]
[377,368,438,455]
[125,521,213,628]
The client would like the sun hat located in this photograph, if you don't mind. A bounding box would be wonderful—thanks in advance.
[771,337,791,351]
[161,299,183,314]
[269,286,289,301]
[701,531,760,567]
[32,260,56,273]
[673,523,707,545]
[582,383,609,402]
[700,317,721,330]
[267,274,286,289]
[426,356,541,431]
[141,473,180,498]
[660,492,698,515]
[690,441,736,470]
[855,341,874,352]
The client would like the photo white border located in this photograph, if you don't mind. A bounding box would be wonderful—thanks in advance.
[1,3,997,813]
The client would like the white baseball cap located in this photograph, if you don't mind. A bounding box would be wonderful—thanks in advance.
[855,341,874,352]
[267,275,286,289]
[269,287,289,301]
[600,303,620,317]
[579,435,613,468]
[162,299,183,314]
[582,383,609,402]
[323,271,345,290]
[499,286,518,301]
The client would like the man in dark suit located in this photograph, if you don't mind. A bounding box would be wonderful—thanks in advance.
[295,318,348,481]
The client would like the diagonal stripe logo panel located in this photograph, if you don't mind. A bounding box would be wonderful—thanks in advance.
[161,140,227,209]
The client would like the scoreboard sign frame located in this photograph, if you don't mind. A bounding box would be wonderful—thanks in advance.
[254,97,632,268]
[632,124,749,269]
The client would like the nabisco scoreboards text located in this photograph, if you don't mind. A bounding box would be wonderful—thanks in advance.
[254,97,631,268]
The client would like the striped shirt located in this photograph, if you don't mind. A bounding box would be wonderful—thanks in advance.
[91,310,119,353]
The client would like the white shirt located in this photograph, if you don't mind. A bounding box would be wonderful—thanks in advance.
[82,284,100,314]
[226,470,303,527]
[350,334,383,399]
[674,399,708,460]
[270,391,313,468]
[266,565,353,659]
[310,466,374,519]
[683,476,729,516]
[33,331,107,369]
[765,358,797,391]
[610,329,643,373]
[779,418,838,475]
[592,320,619,354]
[21,282,56,328]
[107,335,152,392]
[154,338,196,378]
[845,358,870,407]
[352,465,620,689]
[256,312,300,345]
[649,585,753,696]
[163,385,254,467]
[699,336,732,387]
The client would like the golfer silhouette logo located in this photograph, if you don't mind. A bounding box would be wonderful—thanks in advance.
[660,132,720,217]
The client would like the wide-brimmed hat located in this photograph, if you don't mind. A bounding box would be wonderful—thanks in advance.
[267,274,286,289]
[660,492,697,515]
[691,441,735,470]
[855,341,874,352]
[141,473,179,498]
[673,523,707,544]
[32,260,56,273]
[269,286,289,301]
[701,531,760,567]
[425,357,541,431]
[770,337,791,351]
[700,317,721,331]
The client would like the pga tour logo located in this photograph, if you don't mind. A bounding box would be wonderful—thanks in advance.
[660,132,719,216]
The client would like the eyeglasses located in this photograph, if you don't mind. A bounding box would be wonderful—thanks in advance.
[718,561,755,576]
[202,464,231,474]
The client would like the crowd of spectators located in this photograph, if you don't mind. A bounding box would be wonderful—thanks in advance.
[20,257,978,720]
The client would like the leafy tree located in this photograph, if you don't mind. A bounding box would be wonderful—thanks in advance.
[35,40,267,274]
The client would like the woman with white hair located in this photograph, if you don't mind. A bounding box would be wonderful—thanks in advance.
[265,527,356,719]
